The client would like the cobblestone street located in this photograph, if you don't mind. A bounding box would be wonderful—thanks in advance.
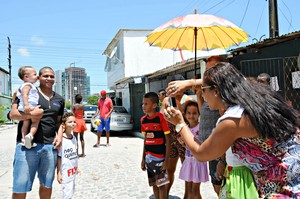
[0,124,217,199]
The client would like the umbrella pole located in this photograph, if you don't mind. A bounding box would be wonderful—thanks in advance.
[194,27,197,78]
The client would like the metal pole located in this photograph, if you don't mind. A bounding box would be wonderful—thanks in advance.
[7,37,12,96]
[269,0,279,38]
[194,27,197,78]
[194,9,198,78]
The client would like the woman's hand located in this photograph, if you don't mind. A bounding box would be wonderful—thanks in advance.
[166,79,202,96]
[163,106,185,126]
[166,80,189,96]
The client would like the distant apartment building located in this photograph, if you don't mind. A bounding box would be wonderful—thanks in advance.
[55,67,89,104]
[86,76,91,98]
[54,70,65,98]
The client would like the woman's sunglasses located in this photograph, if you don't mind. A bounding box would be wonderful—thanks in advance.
[201,85,215,92]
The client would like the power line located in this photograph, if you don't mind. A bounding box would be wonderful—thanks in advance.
[202,0,227,14]
[254,2,267,39]
[206,0,236,16]
[239,0,250,27]
[278,0,295,32]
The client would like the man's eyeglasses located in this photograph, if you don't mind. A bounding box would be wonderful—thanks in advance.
[201,85,215,92]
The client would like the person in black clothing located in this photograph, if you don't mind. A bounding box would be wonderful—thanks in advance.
[10,66,65,199]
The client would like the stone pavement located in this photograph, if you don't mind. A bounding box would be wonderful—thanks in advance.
[0,124,218,199]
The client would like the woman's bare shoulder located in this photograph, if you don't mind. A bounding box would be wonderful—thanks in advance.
[216,116,258,138]
[73,103,84,110]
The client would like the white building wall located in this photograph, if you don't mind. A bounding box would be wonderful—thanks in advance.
[106,37,125,90]
[115,82,130,112]
[107,61,124,90]
[0,72,8,95]
[121,87,130,113]
[149,80,165,93]
[106,29,225,90]
[123,31,196,77]
[55,70,63,96]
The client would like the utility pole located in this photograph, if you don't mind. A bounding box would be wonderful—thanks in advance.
[7,37,12,97]
[269,0,279,38]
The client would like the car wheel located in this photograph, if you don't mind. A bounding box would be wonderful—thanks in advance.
[127,130,133,136]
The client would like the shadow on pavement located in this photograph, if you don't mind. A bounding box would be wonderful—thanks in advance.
[90,130,134,138]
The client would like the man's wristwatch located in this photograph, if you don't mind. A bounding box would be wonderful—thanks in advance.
[175,123,187,133]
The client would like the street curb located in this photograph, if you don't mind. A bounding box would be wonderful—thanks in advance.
[0,124,17,132]
[132,131,144,139]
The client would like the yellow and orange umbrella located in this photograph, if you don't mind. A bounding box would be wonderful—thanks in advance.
[146,12,248,76]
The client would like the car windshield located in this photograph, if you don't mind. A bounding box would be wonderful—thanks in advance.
[113,106,128,113]
[84,106,97,111]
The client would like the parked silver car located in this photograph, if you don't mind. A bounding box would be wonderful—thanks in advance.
[83,105,98,122]
[90,106,133,132]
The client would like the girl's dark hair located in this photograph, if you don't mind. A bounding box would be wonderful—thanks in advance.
[62,112,74,123]
[184,101,199,115]
[203,62,300,142]
[75,94,82,103]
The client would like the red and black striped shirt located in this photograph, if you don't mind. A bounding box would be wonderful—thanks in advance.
[141,112,170,158]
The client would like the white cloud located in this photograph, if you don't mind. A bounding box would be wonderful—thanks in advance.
[18,47,30,57]
[31,36,45,45]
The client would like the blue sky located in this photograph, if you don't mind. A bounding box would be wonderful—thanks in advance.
[0,0,299,94]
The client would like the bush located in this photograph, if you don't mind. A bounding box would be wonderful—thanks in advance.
[0,118,6,125]
[0,104,9,125]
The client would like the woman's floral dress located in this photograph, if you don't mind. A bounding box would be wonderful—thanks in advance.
[225,106,300,198]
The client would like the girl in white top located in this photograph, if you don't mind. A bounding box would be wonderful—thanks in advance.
[57,112,78,199]
[17,66,43,149]
[179,101,209,199]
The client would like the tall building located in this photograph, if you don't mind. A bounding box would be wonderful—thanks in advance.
[54,70,65,98]
[86,75,91,98]
[65,67,87,104]
[55,67,90,104]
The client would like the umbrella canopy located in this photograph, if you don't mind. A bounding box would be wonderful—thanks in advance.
[146,13,248,76]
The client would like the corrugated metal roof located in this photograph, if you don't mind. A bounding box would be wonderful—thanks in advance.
[230,30,300,53]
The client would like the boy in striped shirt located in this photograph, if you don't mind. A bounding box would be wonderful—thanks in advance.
[140,92,170,199]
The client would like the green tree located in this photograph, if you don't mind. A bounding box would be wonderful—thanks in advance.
[0,104,9,124]
[87,95,99,105]
[65,101,71,109]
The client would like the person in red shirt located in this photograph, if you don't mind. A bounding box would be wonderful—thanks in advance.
[93,90,113,147]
